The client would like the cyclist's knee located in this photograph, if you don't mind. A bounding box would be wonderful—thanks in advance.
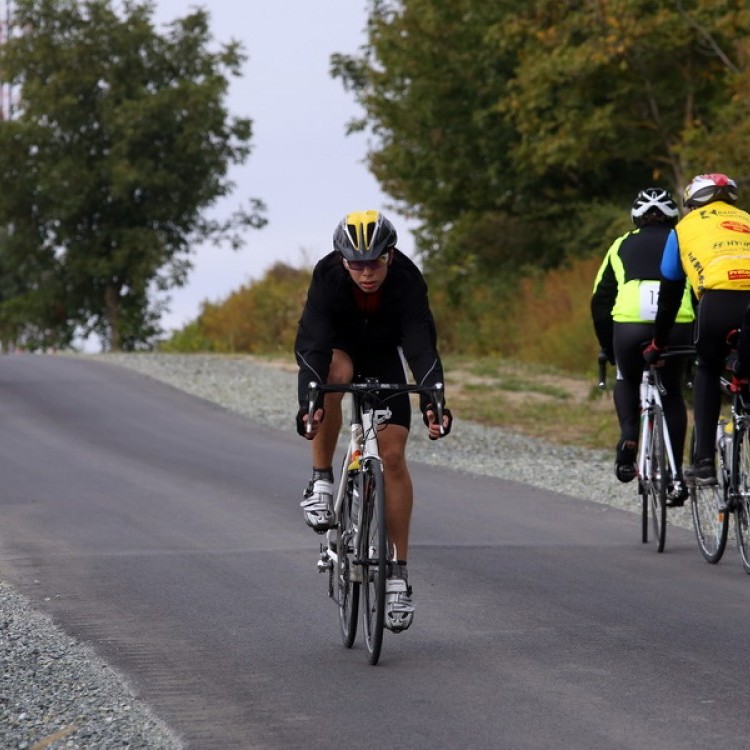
[380,446,408,476]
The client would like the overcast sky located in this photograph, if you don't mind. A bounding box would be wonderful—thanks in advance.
[151,1,414,335]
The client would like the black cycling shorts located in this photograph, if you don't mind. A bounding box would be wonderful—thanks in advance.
[695,289,750,372]
[334,342,411,429]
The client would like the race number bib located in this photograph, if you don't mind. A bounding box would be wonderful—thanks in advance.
[639,281,660,321]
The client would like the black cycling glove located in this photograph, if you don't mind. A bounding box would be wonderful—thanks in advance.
[296,406,325,437]
[422,404,453,439]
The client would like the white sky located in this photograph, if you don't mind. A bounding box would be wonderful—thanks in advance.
[151,0,415,336]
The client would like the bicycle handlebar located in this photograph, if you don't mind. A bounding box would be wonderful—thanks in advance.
[306,380,446,436]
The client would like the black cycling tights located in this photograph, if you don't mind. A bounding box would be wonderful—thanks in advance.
[613,321,692,471]
[693,290,750,462]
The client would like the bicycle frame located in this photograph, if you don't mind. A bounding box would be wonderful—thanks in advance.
[637,367,678,486]
[637,364,676,551]
[598,346,695,552]
[327,388,382,581]
[311,380,444,570]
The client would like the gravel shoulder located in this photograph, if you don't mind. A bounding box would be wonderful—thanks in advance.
[0,352,694,748]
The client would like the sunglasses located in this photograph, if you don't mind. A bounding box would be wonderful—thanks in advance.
[344,252,390,272]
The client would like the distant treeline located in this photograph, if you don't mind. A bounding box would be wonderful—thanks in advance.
[159,255,604,375]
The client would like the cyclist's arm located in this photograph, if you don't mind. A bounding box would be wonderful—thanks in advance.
[591,250,618,363]
[398,281,453,438]
[659,230,684,281]
[400,282,445,410]
[294,262,340,411]
[653,230,686,347]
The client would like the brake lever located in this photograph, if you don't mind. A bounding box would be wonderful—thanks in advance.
[434,382,445,435]
[306,381,319,435]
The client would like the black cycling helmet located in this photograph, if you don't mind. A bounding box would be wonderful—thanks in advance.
[333,210,398,261]
[683,173,739,208]
[631,187,679,227]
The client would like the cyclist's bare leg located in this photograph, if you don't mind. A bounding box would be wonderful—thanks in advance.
[377,424,412,561]
[378,424,415,631]
[311,349,353,469]
[301,350,352,531]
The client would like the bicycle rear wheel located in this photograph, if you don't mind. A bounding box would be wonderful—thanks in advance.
[733,424,750,574]
[360,458,387,665]
[690,428,729,564]
[646,406,668,552]
[337,477,360,647]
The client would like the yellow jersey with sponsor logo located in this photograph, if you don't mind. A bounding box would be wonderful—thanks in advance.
[676,201,750,297]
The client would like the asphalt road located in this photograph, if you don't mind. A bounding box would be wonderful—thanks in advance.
[1,354,749,749]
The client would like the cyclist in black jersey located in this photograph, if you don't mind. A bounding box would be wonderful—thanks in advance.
[294,210,452,632]
[591,188,695,504]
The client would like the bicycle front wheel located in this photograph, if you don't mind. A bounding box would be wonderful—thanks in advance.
[337,478,359,648]
[690,428,729,564]
[359,458,387,666]
[646,407,668,552]
[733,424,750,574]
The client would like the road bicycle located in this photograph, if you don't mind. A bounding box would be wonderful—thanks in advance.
[598,346,695,552]
[305,378,445,665]
[692,331,750,569]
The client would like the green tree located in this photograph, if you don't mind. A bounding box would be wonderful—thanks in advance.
[499,0,750,194]
[333,0,750,279]
[0,0,265,350]
[331,0,522,271]
[162,262,310,354]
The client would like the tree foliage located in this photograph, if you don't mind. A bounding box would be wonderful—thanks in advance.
[332,0,750,279]
[0,0,265,350]
[161,262,310,354]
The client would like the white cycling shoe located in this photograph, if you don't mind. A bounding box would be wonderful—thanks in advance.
[384,577,414,632]
[301,477,334,533]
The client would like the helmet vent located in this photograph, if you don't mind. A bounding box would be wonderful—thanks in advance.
[346,223,359,249]
[365,221,376,247]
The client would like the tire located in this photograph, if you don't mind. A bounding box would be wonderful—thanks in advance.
[690,427,729,564]
[337,476,359,648]
[360,458,387,666]
[638,414,651,544]
[646,406,668,552]
[733,425,750,574]
[640,485,649,544]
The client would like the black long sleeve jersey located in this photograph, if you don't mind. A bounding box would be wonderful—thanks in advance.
[295,249,444,413]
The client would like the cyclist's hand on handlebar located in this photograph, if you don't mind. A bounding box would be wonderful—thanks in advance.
[296,407,325,439]
[423,405,453,440]
[643,339,664,366]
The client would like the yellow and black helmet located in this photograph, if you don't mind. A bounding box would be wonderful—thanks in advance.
[333,210,397,261]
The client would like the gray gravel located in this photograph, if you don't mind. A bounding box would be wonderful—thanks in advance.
[0,352,694,749]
